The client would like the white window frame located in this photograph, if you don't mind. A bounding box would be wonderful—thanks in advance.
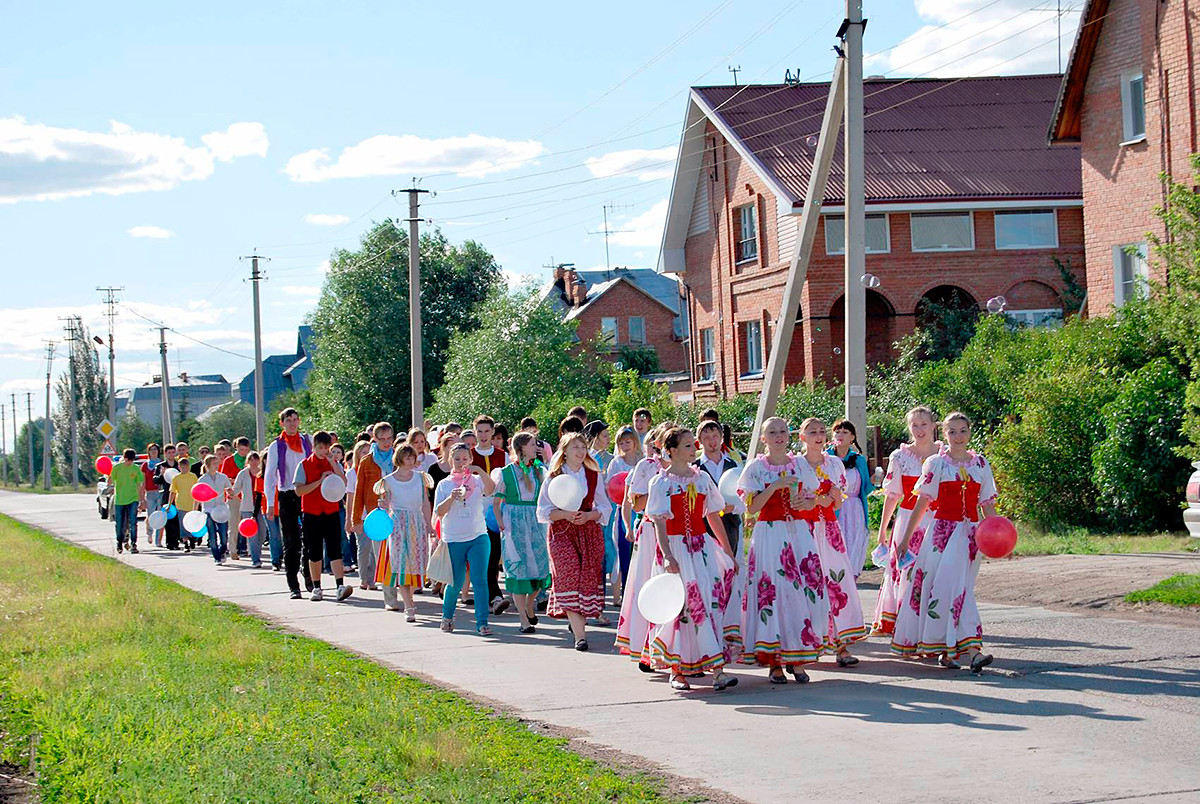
[600,317,618,347]
[736,203,758,264]
[1005,308,1064,328]
[910,211,975,253]
[824,213,891,255]
[627,316,646,345]
[698,328,716,382]
[1112,243,1149,307]
[743,321,763,375]
[1120,71,1147,144]
[994,209,1059,250]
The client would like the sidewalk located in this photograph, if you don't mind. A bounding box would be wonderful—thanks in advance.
[2,490,1198,804]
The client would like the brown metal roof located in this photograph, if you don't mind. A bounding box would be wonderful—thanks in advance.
[694,74,1082,206]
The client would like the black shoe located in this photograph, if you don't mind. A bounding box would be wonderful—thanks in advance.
[519,624,536,634]
[574,639,589,652]
[637,662,655,674]
[272,564,281,572]
[289,590,302,600]
[528,614,539,625]
[117,545,123,554]
[970,653,994,674]
[491,597,511,616]
[463,597,474,605]
[536,599,547,612]
[130,545,139,554]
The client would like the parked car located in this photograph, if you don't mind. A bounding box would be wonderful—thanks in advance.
[1186,461,1200,539]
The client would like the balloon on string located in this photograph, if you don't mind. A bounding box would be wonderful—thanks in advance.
[717,468,742,507]
[363,508,393,542]
[607,471,628,504]
[95,456,113,475]
[976,515,1018,558]
[162,468,180,483]
[209,502,231,524]
[146,509,168,531]
[191,483,217,503]
[182,510,208,534]
[637,572,685,624]
[238,518,258,538]
[985,295,1007,314]
[484,503,499,532]
[547,474,585,511]
[321,474,347,503]
[860,273,881,289]
[166,504,178,519]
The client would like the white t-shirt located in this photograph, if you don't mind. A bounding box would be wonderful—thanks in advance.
[197,472,233,514]
[345,466,358,497]
[434,475,487,543]
[383,471,427,513]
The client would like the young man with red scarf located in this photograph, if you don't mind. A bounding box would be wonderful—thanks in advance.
[264,408,314,599]
[294,430,353,602]
[471,415,510,615]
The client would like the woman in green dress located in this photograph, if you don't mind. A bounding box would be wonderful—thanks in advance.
[492,432,551,633]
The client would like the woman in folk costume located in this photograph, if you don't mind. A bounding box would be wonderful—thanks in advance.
[891,412,998,672]
[796,417,868,666]
[873,406,942,636]
[492,432,551,634]
[827,419,875,577]
[606,425,641,604]
[737,417,829,684]
[584,420,616,624]
[645,427,741,692]
[537,431,612,651]
[615,425,670,669]
[379,444,433,622]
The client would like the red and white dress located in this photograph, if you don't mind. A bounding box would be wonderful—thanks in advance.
[644,468,741,674]
[536,464,611,619]
[891,452,998,659]
[872,443,941,635]
[737,456,831,666]
[615,456,665,661]
[797,454,867,649]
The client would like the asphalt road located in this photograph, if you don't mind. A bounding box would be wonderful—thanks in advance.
[3,490,1198,804]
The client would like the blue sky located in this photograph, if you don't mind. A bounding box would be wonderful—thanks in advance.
[0,0,1080,446]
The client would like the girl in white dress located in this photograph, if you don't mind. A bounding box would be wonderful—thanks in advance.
[380,444,433,622]
[891,412,998,672]
[738,417,829,684]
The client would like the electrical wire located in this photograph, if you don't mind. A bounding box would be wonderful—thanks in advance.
[119,303,254,361]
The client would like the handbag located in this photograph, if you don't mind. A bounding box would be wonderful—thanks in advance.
[426,538,454,584]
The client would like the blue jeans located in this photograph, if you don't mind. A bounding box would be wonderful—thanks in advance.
[207,517,229,562]
[241,513,265,566]
[265,514,283,567]
[114,502,139,548]
[442,534,490,629]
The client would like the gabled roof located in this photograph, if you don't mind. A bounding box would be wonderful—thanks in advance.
[1048,0,1107,143]
[544,267,681,316]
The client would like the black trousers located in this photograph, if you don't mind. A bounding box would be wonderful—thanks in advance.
[279,490,306,593]
[486,528,503,603]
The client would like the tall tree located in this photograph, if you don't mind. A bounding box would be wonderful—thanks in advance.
[52,321,108,485]
[13,418,49,485]
[307,222,501,435]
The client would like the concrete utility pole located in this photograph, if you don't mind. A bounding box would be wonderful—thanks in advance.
[2,402,7,486]
[396,185,430,429]
[43,341,54,490]
[8,394,14,483]
[26,392,34,488]
[842,0,868,436]
[62,317,80,490]
[241,253,269,448]
[96,286,123,425]
[158,328,175,446]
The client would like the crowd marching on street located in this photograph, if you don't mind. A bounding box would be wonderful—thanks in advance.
[105,401,999,692]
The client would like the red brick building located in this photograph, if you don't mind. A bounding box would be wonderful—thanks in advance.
[543,265,688,374]
[1049,0,1198,313]
[658,75,1086,398]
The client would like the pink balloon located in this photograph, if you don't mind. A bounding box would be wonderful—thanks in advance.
[607,471,628,504]
[238,518,258,538]
[95,455,113,475]
[976,515,1018,558]
[191,483,218,503]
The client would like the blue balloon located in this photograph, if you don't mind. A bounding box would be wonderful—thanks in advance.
[166,504,178,519]
[363,508,393,542]
[484,504,499,533]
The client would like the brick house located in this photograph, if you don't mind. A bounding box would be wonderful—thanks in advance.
[1049,0,1198,313]
[658,75,1086,398]
[543,265,688,374]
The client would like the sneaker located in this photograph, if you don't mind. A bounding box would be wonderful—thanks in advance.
[252,563,263,569]
[491,597,511,616]
[290,590,303,600]
[336,585,353,602]
[130,545,139,554]
[272,564,281,572]
[385,603,402,612]
[310,587,324,602]
[117,544,124,554]
[440,619,455,633]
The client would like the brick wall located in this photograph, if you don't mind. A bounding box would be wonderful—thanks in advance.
[571,280,688,373]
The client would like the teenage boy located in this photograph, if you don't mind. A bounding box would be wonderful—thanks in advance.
[168,459,200,552]
[349,422,399,607]
[694,420,744,555]
[471,415,510,615]
[293,431,353,602]
[633,408,653,441]
[265,407,313,599]
[110,448,145,554]
[520,416,553,463]
[154,444,181,549]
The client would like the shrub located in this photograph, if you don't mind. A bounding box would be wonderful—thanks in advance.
[776,381,843,429]
[602,370,675,429]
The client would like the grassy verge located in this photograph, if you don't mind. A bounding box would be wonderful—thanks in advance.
[1012,526,1196,557]
[0,484,91,495]
[1126,574,1200,607]
[0,515,670,803]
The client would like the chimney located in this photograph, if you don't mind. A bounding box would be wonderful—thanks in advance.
[179,371,189,383]
[573,278,589,307]
[553,265,565,283]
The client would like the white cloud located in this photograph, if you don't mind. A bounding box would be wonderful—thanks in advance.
[609,200,668,248]
[127,225,174,239]
[585,147,676,182]
[874,1,1081,77]
[0,116,269,203]
[304,213,350,226]
[200,122,269,162]
[283,133,545,182]
[318,260,331,274]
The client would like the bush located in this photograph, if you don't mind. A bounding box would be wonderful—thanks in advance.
[776,381,843,429]
[1092,357,1190,531]
[602,371,674,429]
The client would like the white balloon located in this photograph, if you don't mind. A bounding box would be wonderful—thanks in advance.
[546,474,585,511]
[718,467,742,508]
[860,273,881,289]
[146,510,167,531]
[986,295,1007,314]
[321,473,347,503]
[208,502,231,524]
[637,572,686,624]
[162,468,180,483]
[183,510,208,534]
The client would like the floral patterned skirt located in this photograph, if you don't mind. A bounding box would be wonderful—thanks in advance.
[873,507,933,634]
[377,508,427,588]
[647,533,741,674]
[739,520,831,666]
[812,517,868,648]
[891,517,984,659]
[616,513,660,661]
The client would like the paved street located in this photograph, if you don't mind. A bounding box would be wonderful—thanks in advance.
[3,490,1199,804]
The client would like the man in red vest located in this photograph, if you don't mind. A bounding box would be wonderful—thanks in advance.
[264,407,313,599]
[294,430,353,602]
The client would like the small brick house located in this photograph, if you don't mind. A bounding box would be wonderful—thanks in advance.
[658,75,1087,398]
[543,266,688,374]
[1049,0,1198,313]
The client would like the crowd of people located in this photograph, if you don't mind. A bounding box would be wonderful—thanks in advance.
[105,401,999,691]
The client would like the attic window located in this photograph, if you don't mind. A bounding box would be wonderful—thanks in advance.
[1121,72,1146,143]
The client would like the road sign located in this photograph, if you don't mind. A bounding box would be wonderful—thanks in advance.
[97,418,115,439]
[100,439,116,456]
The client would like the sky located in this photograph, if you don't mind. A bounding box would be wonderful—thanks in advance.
[0,0,1081,448]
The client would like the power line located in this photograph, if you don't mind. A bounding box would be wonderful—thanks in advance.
[119,303,255,361]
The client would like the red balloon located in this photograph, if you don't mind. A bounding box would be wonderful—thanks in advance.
[976,515,1018,558]
[607,471,628,504]
[191,482,218,503]
[238,518,259,538]
[95,455,113,475]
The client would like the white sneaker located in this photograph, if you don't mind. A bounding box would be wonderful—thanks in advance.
[310,587,324,602]
[385,603,402,612]
[336,585,353,602]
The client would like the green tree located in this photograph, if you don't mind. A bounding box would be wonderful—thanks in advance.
[114,413,161,454]
[190,401,259,450]
[427,285,611,427]
[52,321,108,485]
[915,290,981,362]
[12,418,48,485]
[270,389,320,439]
[601,370,674,429]
[615,345,661,377]
[308,222,501,435]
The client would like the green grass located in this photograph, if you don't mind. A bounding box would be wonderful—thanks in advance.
[0,515,671,803]
[1126,574,1200,607]
[0,483,91,495]
[1012,525,1197,557]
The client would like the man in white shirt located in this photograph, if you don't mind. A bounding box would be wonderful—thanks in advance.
[264,407,313,599]
[471,414,510,615]
[694,420,744,555]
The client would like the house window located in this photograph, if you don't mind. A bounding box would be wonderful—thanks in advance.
[995,210,1058,249]
[911,212,974,252]
[1121,72,1146,143]
[736,203,758,263]
[698,328,716,381]
[627,316,646,345]
[1006,308,1064,328]
[1113,243,1149,307]
[600,317,618,347]
[824,214,890,255]
[743,321,763,375]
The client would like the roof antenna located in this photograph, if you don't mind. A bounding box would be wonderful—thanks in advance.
[728,65,742,86]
